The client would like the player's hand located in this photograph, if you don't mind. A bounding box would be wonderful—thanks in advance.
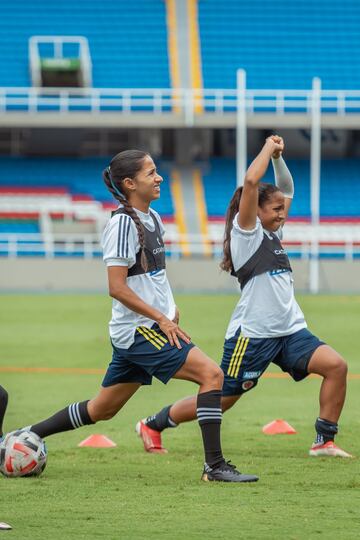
[172,306,180,324]
[268,135,284,158]
[158,315,191,349]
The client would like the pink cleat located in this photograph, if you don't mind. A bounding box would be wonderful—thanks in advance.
[135,420,168,454]
[309,440,353,458]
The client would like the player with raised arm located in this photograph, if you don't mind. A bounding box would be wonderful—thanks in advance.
[137,136,351,459]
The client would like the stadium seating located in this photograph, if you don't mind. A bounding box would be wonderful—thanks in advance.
[202,158,360,218]
[0,157,174,217]
[0,0,170,89]
[198,0,360,89]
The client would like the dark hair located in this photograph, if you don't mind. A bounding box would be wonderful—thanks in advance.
[220,182,281,273]
[103,149,150,271]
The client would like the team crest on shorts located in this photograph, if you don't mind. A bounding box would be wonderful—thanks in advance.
[242,380,255,391]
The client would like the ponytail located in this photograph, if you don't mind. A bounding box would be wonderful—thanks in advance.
[220,186,243,273]
[220,182,281,273]
[103,150,149,271]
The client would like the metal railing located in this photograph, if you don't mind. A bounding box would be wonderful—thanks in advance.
[1,87,360,121]
[1,232,360,260]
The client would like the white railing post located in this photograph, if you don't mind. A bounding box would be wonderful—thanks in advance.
[309,77,322,294]
[236,69,247,187]
[184,88,194,126]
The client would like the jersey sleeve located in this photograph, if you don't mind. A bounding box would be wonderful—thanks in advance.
[102,214,139,267]
[230,214,264,271]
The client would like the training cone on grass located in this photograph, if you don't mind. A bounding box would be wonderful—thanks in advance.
[78,434,117,448]
[262,419,297,435]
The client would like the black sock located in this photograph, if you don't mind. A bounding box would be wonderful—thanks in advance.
[315,417,338,444]
[30,400,94,439]
[0,385,9,437]
[144,405,177,432]
[197,390,224,468]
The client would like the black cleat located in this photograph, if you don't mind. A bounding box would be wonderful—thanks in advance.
[201,461,259,483]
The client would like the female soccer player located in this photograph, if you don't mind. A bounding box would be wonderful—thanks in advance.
[137,136,351,459]
[22,150,258,483]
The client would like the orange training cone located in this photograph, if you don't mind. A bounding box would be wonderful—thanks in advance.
[78,434,117,448]
[262,419,297,435]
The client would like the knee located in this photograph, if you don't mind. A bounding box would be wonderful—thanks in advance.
[88,400,118,422]
[325,354,348,379]
[203,364,224,389]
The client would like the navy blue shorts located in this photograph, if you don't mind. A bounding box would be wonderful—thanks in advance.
[102,324,195,387]
[221,327,324,396]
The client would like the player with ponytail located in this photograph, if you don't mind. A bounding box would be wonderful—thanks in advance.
[18,150,258,483]
[138,136,351,460]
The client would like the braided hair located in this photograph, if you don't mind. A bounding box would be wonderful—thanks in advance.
[103,150,149,271]
[220,182,281,273]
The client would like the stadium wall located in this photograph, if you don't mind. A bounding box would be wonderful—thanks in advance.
[1,259,360,293]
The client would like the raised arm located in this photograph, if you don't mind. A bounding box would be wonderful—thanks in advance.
[238,137,284,230]
[271,136,294,221]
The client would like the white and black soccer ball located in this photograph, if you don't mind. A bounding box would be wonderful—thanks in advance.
[0,429,47,478]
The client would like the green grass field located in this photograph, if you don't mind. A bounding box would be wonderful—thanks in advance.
[1,294,360,540]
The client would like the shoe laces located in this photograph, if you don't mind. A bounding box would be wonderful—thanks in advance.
[222,460,240,473]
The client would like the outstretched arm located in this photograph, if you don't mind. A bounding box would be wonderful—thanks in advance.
[271,136,294,221]
[238,137,284,230]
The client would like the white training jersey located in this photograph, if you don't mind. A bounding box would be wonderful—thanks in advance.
[225,215,307,339]
[102,207,176,349]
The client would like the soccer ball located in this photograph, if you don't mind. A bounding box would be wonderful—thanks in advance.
[0,429,47,477]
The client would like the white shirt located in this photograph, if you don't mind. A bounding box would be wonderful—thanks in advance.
[225,215,306,339]
[102,207,176,349]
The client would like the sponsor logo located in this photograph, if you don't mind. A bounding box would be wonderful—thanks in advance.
[152,246,165,255]
[242,380,255,391]
[243,371,261,379]
[269,268,290,276]
[274,249,286,255]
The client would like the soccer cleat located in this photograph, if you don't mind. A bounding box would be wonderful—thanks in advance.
[309,441,353,458]
[135,420,168,454]
[201,461,259,483]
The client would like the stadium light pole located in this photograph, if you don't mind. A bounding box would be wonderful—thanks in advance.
[236,69,247,187]
[309,77,321,294]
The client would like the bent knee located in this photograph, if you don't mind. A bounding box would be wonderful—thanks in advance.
[88,402,118,422]
[321,354,348,378]
[203,364,224,388]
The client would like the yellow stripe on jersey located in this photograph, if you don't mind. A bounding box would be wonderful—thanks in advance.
[233,338,249,378]
[145,327,168,346]
[227,336,243,377]
[136,327,162,350]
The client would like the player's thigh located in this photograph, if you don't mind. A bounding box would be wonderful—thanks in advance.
[173,346,223,386]
[88,382,141,421]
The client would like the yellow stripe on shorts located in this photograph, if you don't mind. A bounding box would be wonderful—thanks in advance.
[227,336,243,377]
[136,327,162,350]
[233,338,249,378]
[145,327,168,346]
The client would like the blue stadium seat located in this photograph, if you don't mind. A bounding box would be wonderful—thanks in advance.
[202,158,360,218]
[0,0,170,89]
[0,157,174,216]
[198,0,360,89]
